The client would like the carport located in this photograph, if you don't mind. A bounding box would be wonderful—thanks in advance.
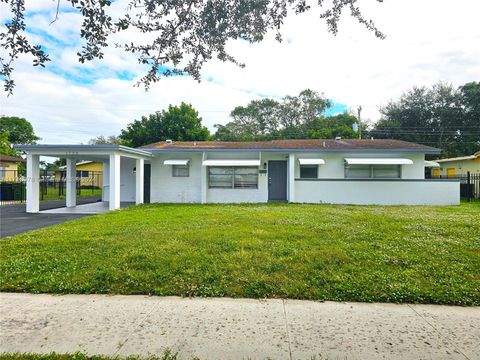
[14,145,153,213]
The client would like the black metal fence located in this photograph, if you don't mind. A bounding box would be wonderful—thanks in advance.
[0,170,103,206]
[430,171,480,201]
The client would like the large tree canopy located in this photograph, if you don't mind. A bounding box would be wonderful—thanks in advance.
[0,115,40,145]
[120,102,210,147]
[0,0,385,95]
[214,89,358,141]
[369,82,480,158]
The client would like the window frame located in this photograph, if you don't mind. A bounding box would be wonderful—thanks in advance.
[300,165,318,179]
[172,164,190,178]
[208,166,259,189]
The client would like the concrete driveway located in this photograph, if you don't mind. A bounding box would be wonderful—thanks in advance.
[0,293,478,359]
[0,198,99,238]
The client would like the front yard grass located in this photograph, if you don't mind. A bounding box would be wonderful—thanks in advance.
[1,203,479,305]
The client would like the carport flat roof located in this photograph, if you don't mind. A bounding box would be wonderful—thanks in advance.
[13,144,153,158]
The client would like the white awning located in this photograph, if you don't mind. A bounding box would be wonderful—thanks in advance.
[344,158,413,165]
[202,159,261,166]
[424,161,440,168]
[298,158,325,165]
[163,159,190,165]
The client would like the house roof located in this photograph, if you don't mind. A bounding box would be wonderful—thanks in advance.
[436,152,480,163]
[58,160,94,170]
[140,139,441,154]
[0,154,25,162]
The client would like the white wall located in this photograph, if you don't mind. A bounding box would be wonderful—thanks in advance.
[102,156,137,202]
[292,152,425,179]
[150,153,203,203]
[295,179,459,205]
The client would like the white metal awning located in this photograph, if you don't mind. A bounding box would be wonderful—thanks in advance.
[202,159,261,166]
[344,158,413,165]
[424,161,440,168]
[298,158,325,165]
[164,159,190,165]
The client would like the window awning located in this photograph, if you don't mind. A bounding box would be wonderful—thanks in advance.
[344,158,413,165]
[164,159,190,165]
[298,158,325,165]
[202,159,261,166]
[424,161,440,168]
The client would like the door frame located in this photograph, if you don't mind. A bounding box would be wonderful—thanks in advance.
[268,160,288,202]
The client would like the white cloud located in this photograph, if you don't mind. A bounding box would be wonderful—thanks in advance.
[1,0,479,144]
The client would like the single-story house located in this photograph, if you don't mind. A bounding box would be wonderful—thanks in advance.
[0,154,25,181]
[431,151,480,177]
[15,139,460,213]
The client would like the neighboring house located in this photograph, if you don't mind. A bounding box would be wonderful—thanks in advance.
[0,154,25,181]
[15,139,460,212]
[55,160,103,187]
[431,152,480,177]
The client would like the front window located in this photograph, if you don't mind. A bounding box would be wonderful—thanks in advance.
[76,170,89,178]
[345,165,401,179]
[300,165,318,179]
[208,167,258,189]
[172,165,189,177]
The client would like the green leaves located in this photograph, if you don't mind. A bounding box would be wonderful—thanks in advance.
[214,89,355,141]
[1,0,385,94]
[119,102,211,147]
[370,81,480,157]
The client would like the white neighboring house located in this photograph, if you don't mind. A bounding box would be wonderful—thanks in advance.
[15,139,460,213]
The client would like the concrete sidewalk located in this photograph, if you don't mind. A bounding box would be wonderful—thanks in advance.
[0,293,478,360]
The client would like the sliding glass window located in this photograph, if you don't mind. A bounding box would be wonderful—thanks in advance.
[345,165,401,179]
[208,167,258,189]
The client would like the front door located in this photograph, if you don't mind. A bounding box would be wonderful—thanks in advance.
[144,164,151,203]
[268,161,287,202]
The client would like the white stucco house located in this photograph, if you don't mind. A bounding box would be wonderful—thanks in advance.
[15,139,460,213]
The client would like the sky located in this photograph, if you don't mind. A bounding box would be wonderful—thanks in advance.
[0,0,479,144]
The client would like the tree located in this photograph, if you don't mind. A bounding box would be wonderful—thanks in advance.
[0,0,385,95]
[88,135,123,145]
[370,82,479,157]
[215,98,280,141]
[214,89,335,140]
[457,82,480,156]
[0,131,17,156]
[0,116,40,145]
[304,113,358,139]
[120,103,210,147]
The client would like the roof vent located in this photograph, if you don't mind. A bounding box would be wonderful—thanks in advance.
[335,136,341,141]
[166,139,173,144]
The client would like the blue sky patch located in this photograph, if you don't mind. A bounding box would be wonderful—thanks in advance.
[324,102,348,116]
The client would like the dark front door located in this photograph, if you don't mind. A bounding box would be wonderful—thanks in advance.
[144,164,151,203]
[268,161,287,202]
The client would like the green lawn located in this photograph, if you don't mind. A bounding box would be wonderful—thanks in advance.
[1,203,479,305]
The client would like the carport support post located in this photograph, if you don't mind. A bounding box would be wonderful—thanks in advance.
[66,158,77,207]
[26,154,40,213]
[109,153,121,210]
[135,158,144,205]
[288,153,295,203]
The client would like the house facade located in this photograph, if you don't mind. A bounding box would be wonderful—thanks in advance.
[15,139,460,213]
[0,154,25,181]
[431,152,480,177]
[55,160,103,187]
